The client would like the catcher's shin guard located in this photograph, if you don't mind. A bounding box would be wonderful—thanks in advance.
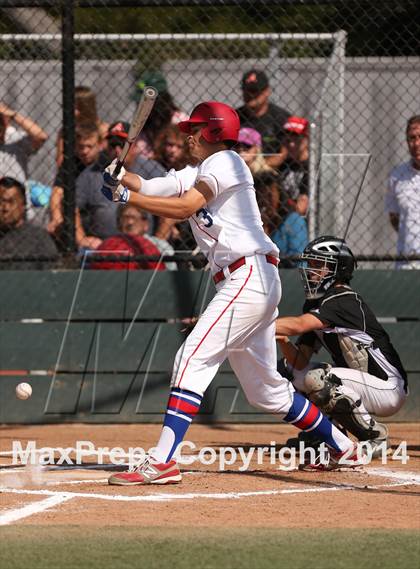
[329,396,388,442]
[304,367,388,443]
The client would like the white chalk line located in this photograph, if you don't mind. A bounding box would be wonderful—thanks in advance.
[0,479,416,504]
[0,494,74,526]
[365,467,420,484]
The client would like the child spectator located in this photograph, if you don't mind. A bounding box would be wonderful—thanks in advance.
[254,171,308,265]
[55,86,109,167]
[48,122,104,246]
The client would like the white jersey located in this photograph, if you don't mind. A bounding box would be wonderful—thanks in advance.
[385,160,420,255]
[167,164,198,197]
[167,151,278,272]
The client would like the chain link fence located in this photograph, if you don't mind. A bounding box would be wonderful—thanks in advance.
[0,0,419,269]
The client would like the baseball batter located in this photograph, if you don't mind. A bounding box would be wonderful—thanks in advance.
[101,102,360,484]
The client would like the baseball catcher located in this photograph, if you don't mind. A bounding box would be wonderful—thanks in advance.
[276,236,408,452]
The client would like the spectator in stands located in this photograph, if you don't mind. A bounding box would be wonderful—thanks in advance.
[272,209,308,265]
[76,121,166,250]
[235,127,274,175]
[133,70,188,159]
[0,176,58,269]
[48,123,104,246]
[236,69,290,169]
[56,86,109,167]
[89,204,166,271]
[118,204,177,270]
[254,171,308,265]
[254,171,282,236]
[278,115,310,217]
[272,116,311,262]
[385,115,420,269]
[150,131,200,259]
[0,102,48,183]
[154,124,189,171]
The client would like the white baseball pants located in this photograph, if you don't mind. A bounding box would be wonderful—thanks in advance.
[171,254,294,415]
[294,365,407,421]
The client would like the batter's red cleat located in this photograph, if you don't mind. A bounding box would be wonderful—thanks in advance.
[300,443,366,472]
[108,457,182,486]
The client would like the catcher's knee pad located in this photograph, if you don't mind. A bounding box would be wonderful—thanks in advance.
[303,365,338,413]
[329,395,388,442]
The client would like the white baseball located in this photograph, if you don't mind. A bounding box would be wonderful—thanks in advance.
[16,382,32,400]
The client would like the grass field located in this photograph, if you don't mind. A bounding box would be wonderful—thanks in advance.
[1,527,419,569]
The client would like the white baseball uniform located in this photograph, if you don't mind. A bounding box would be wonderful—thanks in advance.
[140,151,295,413]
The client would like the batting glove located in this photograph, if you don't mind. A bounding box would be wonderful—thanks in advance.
[104,158,126,182]
[102,159,130,202]
[101,183,130,203]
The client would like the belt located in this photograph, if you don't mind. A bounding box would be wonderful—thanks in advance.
[213,254,279,285]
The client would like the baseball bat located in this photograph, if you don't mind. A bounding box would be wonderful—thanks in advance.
[112,86,158,179]
[342,153,372,241]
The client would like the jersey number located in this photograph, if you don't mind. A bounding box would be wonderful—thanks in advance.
[196,208,213,228]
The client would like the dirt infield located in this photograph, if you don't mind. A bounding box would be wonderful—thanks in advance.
[1,423,419,530]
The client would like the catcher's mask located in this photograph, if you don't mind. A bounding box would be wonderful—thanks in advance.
[299,235,357,299]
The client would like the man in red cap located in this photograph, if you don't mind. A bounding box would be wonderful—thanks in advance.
[101,101,362,485]
[278,115,310,217]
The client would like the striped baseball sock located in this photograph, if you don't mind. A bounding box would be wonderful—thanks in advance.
[150,388,202,463]
[284,392,350,452]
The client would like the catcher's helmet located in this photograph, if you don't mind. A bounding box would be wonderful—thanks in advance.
[178,101,240,144]
[299,235,357,299]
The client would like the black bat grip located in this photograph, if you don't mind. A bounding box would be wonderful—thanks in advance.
[112,160,123,180]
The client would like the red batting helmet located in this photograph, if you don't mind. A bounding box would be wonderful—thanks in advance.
[178,101,240,143]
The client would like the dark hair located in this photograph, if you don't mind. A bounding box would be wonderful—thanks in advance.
[407,115,420,134]
[254,170,286,214]
[75,86,99,124]
[144,91,178,138]
[254,170,281,189]
[75,122,101,141]
[253,171,284,233]
[0,176,26,204]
